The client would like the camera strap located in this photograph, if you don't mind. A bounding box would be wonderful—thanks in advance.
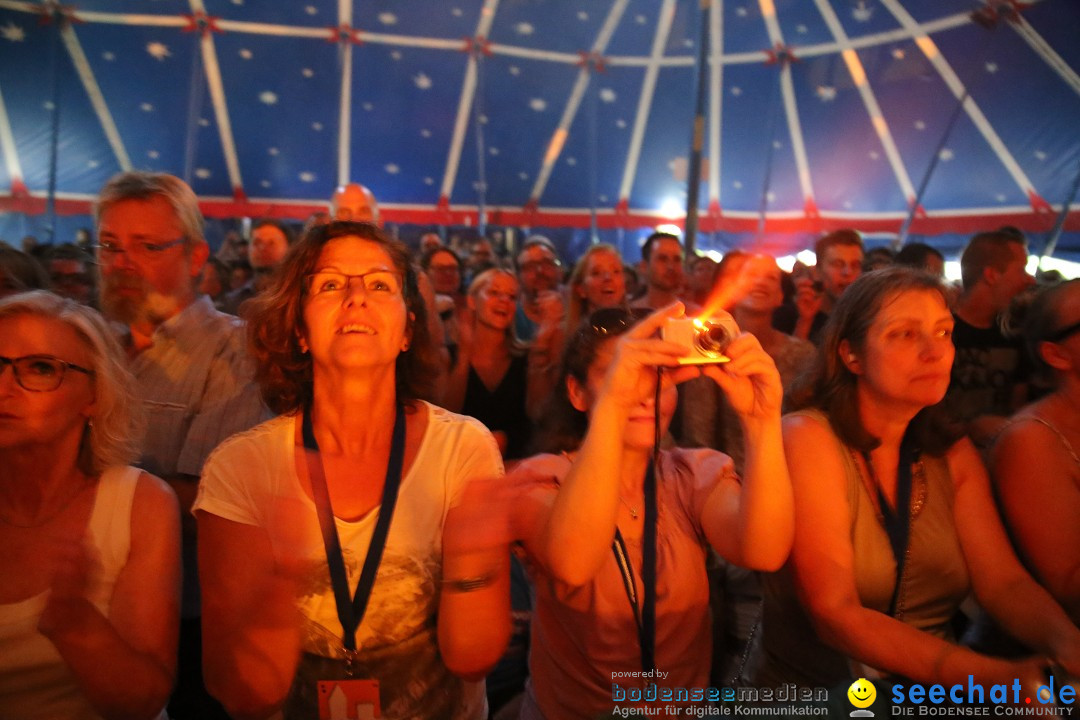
[302,401,406,675]
[610,459,658,674]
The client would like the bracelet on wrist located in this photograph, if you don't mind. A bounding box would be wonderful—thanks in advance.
[442,571,497,593]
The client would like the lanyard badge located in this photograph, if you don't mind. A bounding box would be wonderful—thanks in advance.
[302,401,406,716]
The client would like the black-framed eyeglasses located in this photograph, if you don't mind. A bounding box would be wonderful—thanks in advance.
[0,355,95,392]
[93,238,187,263]
[1048,319,1080,343]
[587,306,651,337]
[303,270,404,300]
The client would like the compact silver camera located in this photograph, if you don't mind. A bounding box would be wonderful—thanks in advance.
[661,312,739,365]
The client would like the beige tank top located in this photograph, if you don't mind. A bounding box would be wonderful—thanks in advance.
[756,409,971,687]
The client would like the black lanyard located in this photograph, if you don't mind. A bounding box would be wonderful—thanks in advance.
[301,402,406,675]
[611,459,658,673]
[861,434,920,616]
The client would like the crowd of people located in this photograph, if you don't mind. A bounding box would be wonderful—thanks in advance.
[0,170,1077,720]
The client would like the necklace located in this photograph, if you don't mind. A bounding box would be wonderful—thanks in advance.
[619,496,640,520]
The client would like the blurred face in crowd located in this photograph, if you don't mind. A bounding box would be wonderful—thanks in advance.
[846,288,955,414]
[250,224,290,270]
[230,265,251,291]
[0,313,95,452]
[818,243,864,303]
[645,237,684,294]
[199,263,225,300]
[568,335,678,451]
[301,236,409,374]
[420,233,442,255]
[735,255,784,314]
[688,256,717,299]
[471,271,518,333]
[989,243,1034,312]
[923,253,946,279]
[517,244,560,297]
[48,258,95,306]
[469,241,494,269]
[577,249,625,312]
[97,195,207,327]
[331,184,380,225]
[427,249,462,296]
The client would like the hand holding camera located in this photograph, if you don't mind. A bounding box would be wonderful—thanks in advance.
[699,330,784,424]
[597,304,701,413]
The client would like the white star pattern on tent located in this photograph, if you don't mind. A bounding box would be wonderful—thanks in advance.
[259,91,278,105]
[146,42,170,61]
[2,22,25,42]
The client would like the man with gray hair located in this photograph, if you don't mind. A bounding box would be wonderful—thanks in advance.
[95,170,265,719]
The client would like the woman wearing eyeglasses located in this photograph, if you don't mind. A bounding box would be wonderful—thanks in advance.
[505,303,793,718]
[195,221,508,720]
[0,291,179,719]
[991,279,1080,624]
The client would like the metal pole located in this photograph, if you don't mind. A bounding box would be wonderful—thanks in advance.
[46,16,62,242]
[589,71,599,243]
[472,53,488,238]
[684,0,710,255]
[182,38,205,187]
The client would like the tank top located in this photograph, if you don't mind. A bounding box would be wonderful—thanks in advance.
[0,466,141,720]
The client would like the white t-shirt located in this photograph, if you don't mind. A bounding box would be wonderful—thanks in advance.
[194,401,503,720]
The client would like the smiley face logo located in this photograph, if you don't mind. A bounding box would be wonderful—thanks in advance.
[848,678,876,709]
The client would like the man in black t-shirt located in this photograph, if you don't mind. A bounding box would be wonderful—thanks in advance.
[947,229,1035,444]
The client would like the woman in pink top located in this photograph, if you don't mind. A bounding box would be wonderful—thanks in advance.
[508,304,794,718]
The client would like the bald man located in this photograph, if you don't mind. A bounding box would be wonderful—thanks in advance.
[330,182,380,225]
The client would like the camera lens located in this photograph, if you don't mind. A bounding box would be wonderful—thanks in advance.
[694,322,731,357]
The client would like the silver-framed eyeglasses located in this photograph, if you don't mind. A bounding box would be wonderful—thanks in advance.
[0,355,95,392]
[93,238,187,263]
[303,270,404,300]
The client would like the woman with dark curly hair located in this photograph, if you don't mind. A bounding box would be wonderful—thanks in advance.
[195,221,509,719]
[752,267,1080,696]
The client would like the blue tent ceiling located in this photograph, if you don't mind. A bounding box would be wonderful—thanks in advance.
[1,0,1079,255]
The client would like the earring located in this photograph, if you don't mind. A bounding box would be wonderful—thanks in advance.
[401,341,410,352]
